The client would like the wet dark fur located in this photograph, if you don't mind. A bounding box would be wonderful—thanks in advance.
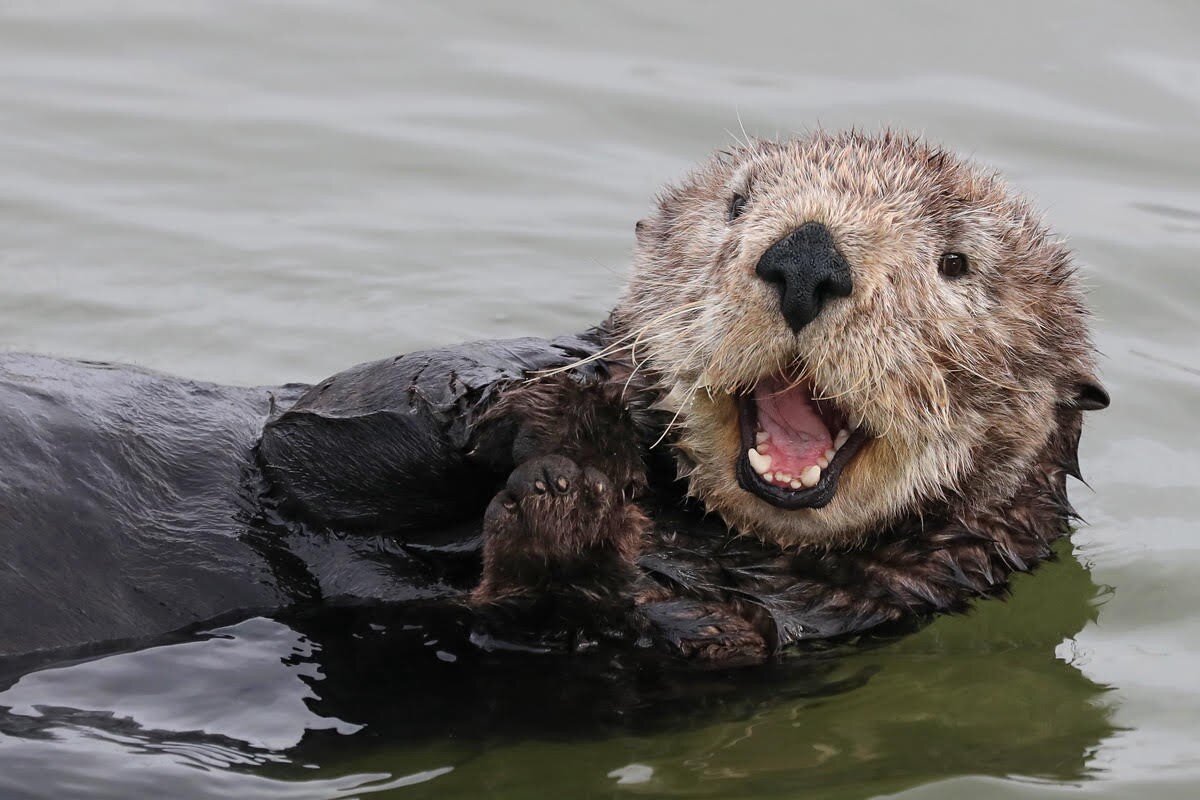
[465,349,1086,664]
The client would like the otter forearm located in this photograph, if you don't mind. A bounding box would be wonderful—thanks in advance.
[257,334,608,533]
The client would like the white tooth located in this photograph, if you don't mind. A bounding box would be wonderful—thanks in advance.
[825,449,836,461]
[817,457,829,469]
[776,472,791,483]
[800,465,821,488]
[748,448,772,475]
[834,429,850,450]
[790,480,802,489]
[755,431,770,445]
[763,472,774,482]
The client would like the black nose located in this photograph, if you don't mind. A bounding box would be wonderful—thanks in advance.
[755,222,853,332]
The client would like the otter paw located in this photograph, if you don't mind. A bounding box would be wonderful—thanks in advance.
[639,599,769,666]
[473,455,644,603]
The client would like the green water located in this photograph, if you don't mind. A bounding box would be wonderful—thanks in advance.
[0,1,1197,797]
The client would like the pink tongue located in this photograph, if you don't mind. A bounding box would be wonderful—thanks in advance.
[754,376,832,476]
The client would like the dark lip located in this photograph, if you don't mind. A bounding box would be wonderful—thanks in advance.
[734,392,869,510]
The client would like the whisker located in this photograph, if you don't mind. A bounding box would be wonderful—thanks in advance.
[650,379,703,450]
[528,301,708,380]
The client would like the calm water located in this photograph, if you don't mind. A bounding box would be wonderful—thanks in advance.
[1,1,1198,798]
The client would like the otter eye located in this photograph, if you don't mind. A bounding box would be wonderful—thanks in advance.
[938,252,969,277]
[728,193,749,222]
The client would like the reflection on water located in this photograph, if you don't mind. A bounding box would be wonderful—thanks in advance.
[0,545,1115,799]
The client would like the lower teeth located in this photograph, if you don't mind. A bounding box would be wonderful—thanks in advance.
[800,465,821,487]
[747,425,858,490]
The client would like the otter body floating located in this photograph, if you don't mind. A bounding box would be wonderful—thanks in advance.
[0,132,1109,665]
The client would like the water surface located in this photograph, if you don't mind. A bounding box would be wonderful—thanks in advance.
[1,1,1198,798]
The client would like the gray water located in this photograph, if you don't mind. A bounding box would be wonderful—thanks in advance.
[0,1,1198,798]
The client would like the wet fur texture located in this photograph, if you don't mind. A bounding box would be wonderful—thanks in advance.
[467,131,1106,663]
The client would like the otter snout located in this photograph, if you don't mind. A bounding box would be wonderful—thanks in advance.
[755,222,853,332]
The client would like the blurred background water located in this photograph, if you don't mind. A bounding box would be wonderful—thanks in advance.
[0,1,1197,798]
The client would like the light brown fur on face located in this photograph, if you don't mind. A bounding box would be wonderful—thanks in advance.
[614,131,1103,549]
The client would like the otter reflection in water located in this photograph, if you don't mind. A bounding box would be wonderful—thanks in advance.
[0,545,1116,796]
[0,132,1107,663]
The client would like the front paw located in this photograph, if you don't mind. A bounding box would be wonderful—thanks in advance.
[473,455,644,603]
[638,599,769,666]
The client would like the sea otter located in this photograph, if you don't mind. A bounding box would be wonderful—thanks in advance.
[0,131,1107,664]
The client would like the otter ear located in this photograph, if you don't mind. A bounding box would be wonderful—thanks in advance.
[1070,378,1110,411]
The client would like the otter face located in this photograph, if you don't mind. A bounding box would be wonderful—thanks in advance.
[620,132,1106,548]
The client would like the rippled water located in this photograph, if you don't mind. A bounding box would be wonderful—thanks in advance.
[1,1,1198,798]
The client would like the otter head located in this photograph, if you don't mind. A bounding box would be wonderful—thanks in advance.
[618,131,1108,548]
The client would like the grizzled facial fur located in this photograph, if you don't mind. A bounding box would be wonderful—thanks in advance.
[615,131,1107,548]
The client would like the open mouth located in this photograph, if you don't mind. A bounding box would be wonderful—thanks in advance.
[735,374,869,509]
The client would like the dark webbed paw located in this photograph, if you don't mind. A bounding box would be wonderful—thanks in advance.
[638,599,769,666]
[472,455,647,604]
